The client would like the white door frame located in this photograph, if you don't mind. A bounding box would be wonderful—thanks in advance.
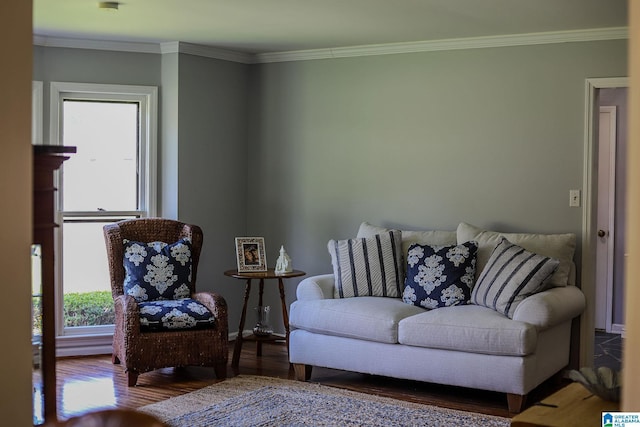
[580,77,627,367]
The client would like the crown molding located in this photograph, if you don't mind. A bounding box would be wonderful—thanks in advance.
[254,26,629,64]
[160,41,253,64]
[34,26,628,65]
[33,35,161,54]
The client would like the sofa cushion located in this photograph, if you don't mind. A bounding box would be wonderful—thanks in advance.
[398,304,537,356]
[357,222,457,262]
[123,238,192,302]
[456,222,575,286]
[329,230,403,298]
[471,238,559,318]
[402,241,477,309]
[290,297,424,344]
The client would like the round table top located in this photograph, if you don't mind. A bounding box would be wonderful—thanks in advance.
[224,268,306,280]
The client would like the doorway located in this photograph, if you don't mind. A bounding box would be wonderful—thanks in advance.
[580,78,628,368]
[595,89,628,335]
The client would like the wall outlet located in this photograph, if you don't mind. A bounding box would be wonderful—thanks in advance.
[569,189,581,207]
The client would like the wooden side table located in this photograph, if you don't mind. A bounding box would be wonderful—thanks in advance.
[224,268,305,368]
[510,382,619,427]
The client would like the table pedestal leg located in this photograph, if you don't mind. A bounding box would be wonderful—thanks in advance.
[232,279,252,368]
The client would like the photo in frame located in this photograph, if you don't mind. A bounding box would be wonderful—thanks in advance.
[235,237,267,272]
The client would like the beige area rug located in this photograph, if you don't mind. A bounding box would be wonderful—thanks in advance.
[140,375,510,426]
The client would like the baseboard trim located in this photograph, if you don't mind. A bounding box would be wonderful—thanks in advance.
[56,334,114,357]
[611,323,625,337]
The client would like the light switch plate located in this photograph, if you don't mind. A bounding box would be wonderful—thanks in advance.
[569,189,581,207]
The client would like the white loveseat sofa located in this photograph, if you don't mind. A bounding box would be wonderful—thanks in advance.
[289,222,586,413]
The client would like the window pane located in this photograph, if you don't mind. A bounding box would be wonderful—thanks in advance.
[62,101,139,211]
[62,221,114,328]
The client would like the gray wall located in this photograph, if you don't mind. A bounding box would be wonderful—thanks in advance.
[247,40,628,329]
[174,53,249,322]
[160,52,180,219]
[33,38,628,337]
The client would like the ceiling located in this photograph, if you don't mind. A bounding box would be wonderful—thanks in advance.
[33,0,628,55]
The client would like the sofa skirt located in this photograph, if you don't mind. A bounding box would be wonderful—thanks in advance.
[289,321,571,396]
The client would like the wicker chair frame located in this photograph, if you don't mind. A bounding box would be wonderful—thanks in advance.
[103,218,228,386]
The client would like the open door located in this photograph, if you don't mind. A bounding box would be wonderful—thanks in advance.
[595,105,617,332]
[594,87,627,337]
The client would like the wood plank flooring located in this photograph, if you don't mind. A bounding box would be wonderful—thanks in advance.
[44,340,568,422]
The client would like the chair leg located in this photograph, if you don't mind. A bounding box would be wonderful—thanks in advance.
[127,371,139,387]
[214,362,227,380]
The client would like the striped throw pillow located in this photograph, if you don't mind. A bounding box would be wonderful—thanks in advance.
[329,230,403,298]
[470,237,559,318]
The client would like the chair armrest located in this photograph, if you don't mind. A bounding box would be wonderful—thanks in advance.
[193,291,229,334]
[296,274,335,300]
[512,285,586,330]
[113,294,141,335]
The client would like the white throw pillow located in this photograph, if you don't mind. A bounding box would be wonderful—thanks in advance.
[329,230,403,298]
[457,222,576,287]
[471,237,559,318]
[357,222,457,261]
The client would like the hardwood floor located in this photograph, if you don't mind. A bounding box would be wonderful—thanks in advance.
[42,340,568,422]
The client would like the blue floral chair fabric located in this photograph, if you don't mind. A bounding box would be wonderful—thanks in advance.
[121,237,217,331]
[103,218,228,386]
[123,238,194,302]
[138,299,216,331]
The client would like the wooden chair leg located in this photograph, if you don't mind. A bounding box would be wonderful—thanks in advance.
[293,363,312,381]
[214,362,227,380]
[127,371,139,387]
[507,393,527,413]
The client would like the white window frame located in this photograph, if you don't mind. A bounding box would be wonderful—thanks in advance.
[32,81,43,145]
[49,82,157,355]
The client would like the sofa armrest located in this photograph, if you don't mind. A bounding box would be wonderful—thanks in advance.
[296,274,335,300]
[512,285,586,330]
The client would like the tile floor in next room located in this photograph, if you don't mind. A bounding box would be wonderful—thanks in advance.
[594,330,623,372]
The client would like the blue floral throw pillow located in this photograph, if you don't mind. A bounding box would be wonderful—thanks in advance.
[402,241,478,309]
[123,238,192,302]
[138,299,215,331]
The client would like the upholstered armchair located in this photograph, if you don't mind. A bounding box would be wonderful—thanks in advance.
[103,218,228,386]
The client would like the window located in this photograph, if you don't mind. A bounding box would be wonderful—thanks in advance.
[50,83,157,348]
